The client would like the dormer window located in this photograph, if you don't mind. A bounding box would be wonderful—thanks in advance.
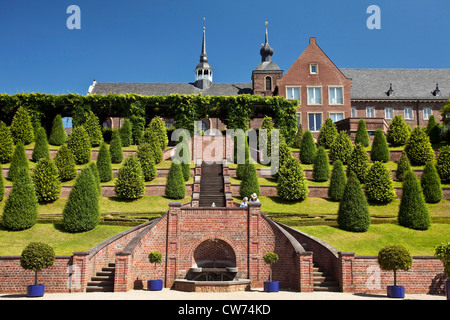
[432,83,441,97]
[310,63,318,74]
[386,83,394,97]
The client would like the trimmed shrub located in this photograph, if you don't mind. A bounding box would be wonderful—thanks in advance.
[48,114,68,146]
[355,119,370,147]
[240,163,260,199]
[137,142,157,182]
[2,166,38,231]
[141,128,163,164]
[277,156,309,201]
[347,143,370,183]
[110,129,123,164]
[67,126,91,165]
[149,116,168,150]
[421,161,443,203]
[130,110,145,144]
[404,126,435,166]
[20,242,55,286]
[337,171,370,232]
[294,123,303,149]
[398,170,431,230]
[436,145,450,181]
[165,161,186,199]
[32,158,61,203]
[115,156,145,199]
[89,162,101,197]
[328,160,347,201]
[377,244,412,287]
[54,144,77,181]
[365,162,396,203]
[0,121,14,164]
[119,118,132,147]
[426,115,441,144]
[386,115,410,146]
[329,131,353,164]
[370,129,389,163]
[96,142,113,182]
[10,106,34,145]
[317,118,337,149]
[62,166,100,232]
[83,111,103,147]
[313,147,330,182]
[299,130,316,164]
[395,152,411,182]
[32,126,50,162]
[236,136,250,180]
[260,116,274,158]
[0,165,4,201]
[7,143,28,181]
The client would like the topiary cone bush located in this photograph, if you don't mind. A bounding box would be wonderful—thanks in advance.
[83,111,103,147]
[0,164,4,201]
[426,115,441,144]
[0,121,14,164]
[141,128,163,164]
[110,129,123,164]
[115,156,145,199]
[148,250,163,280]
[137,143,157,182]
[404,126,435,166]
[420,161,443,203]
[7,142,29,182]
[119,118,133,147]
[32,158,62,203]
[96,142,113,183]
[240,163,260,199]
[165,161,186,200]
[377,244,412,288]
[329,131,353,164]
[328,159,347,201]
[48,114,68,146]
[263,252,279,282]
[395,152,411,182]
[149,116,169,151]
[386,115,410,147]
[54,144,77,181]
[10,106,34,145]
[355,119,370,147]
[436,145,450,181]
[347,143,370,183]
[313,146,330,182]
[67,126,91,165]
[20,242,55,286]
[398,170,431,230]
[299,130,316,164]
[32,126,50,162]
[317,117,337,149]
[277,156,309,201]
[260,116,274,158]
[337,171,370,232]
[89,162,101,197]
[371,129,390,163]
[364,161,396,204]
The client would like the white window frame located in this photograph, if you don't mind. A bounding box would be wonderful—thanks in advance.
[351,107,356,118]
[286,86,300,102]
[384,108,393,119]
[329,112,344,123]
[366,107,375,118]
[308,112,323,132]
[307,86,322,105]
[310,63,318,74]
[423,108,432,120]
[404,108,413,120]
[329,86,344,105]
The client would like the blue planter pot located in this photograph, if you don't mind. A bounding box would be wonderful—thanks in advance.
[387,286,405,298]
[264,281,279,292]
[148,279,163,291]
[27,285,45,297]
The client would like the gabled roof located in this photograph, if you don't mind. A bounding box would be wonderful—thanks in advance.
[341,68,450,101]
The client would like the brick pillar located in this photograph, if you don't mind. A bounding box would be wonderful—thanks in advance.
[299,252,314,292]
[339,252,355,292]
[114,253,131,292]
[165,202,181,288]
[248,202,261,287]
[71,252,89,293]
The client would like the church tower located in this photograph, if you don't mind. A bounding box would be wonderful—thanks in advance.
[194,26,213,89]
[252,22,283,96]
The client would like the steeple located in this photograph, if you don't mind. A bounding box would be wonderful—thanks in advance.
[260,21,274,62]
[194,23,213,89]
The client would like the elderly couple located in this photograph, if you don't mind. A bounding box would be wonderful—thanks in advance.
[240,193,259,207]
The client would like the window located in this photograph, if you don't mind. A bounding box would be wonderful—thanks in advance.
[308,113,322,132]
[385,108,393,119]
[296,112,301,128]
[310,64,318,74]
[351,107,356,118]
[329,87,343,105]
[265,77,272,91]
[423,108,432,120]
[329,113,344,123]
[308,87,322,105]
[366,107,375,118]
[286,87,300,100]
[165,119,174,129]
[404,108,412,120]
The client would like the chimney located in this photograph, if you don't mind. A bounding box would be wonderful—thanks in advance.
[309,37,316,45]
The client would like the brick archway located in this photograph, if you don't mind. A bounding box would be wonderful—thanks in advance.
[193,238,236,268]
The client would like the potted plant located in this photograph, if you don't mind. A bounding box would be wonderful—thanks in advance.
[148,250,163,291]
[20,242,55,297]
[263,252,279,292]
[377,244,412,298]
[434,242,450,300]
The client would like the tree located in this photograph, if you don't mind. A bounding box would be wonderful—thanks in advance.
[10,106,34,145]
[115,156,145,199]
[294,123,303,149]
[32,126,50,162]
[240,163,260,199]
[62,166,100,232]
[421,161,443,203]
[165,161,186,199]
[377,244,412,288]
[149,116,168,150]
[7,143,28,181]
[67,126,91,165]
[263,252,279,282]
[174,132,191,182]
[54,144,77,181]
[434,242,450,280]
[148,250,163,280]
[329,131,353,164]
[141,127,163,164]
[20,242,55,287]
[110,129,123,164]
[89,162,101,197]
[32,158,61,203]
[347,143,370,183]
[371,129,390,163]
[236,135,250,180]
[48,114,68,146]
[365,161,396,204]
[317,118,337,149]
[355,119,370,147]
[436,145,450,181]
[0,165,4,201]
[395,152,411,182]
[337,171,370,232]
[2,166,38,231]
[313,146,330,182]
[398,170,431,230]
[96,142,113,182]
[328,160,347,201]
[299,130,316,164]
[404,126,435,166]
[0,121,14,164]
[277,156,308,201]
[119,118,132,147]
[137,142,157,182]
[83,111,103,147]
[386,115,410,147]
[260,116,274,158]
[426,115,441,144]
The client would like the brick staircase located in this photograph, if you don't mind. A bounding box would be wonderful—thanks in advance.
[86,263,115,292]
[313,264,339,292]
[199,162,225,207]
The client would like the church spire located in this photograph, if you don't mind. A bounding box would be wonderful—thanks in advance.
[194,21,213,89]
[200,26,208,63]
[260,21,274,62]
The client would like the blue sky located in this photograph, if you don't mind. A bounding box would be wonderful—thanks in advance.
[1,0,449,95]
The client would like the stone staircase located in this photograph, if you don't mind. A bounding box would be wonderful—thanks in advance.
[86,263,115,292]
[199,163,225,207]
[313,265,339,292]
